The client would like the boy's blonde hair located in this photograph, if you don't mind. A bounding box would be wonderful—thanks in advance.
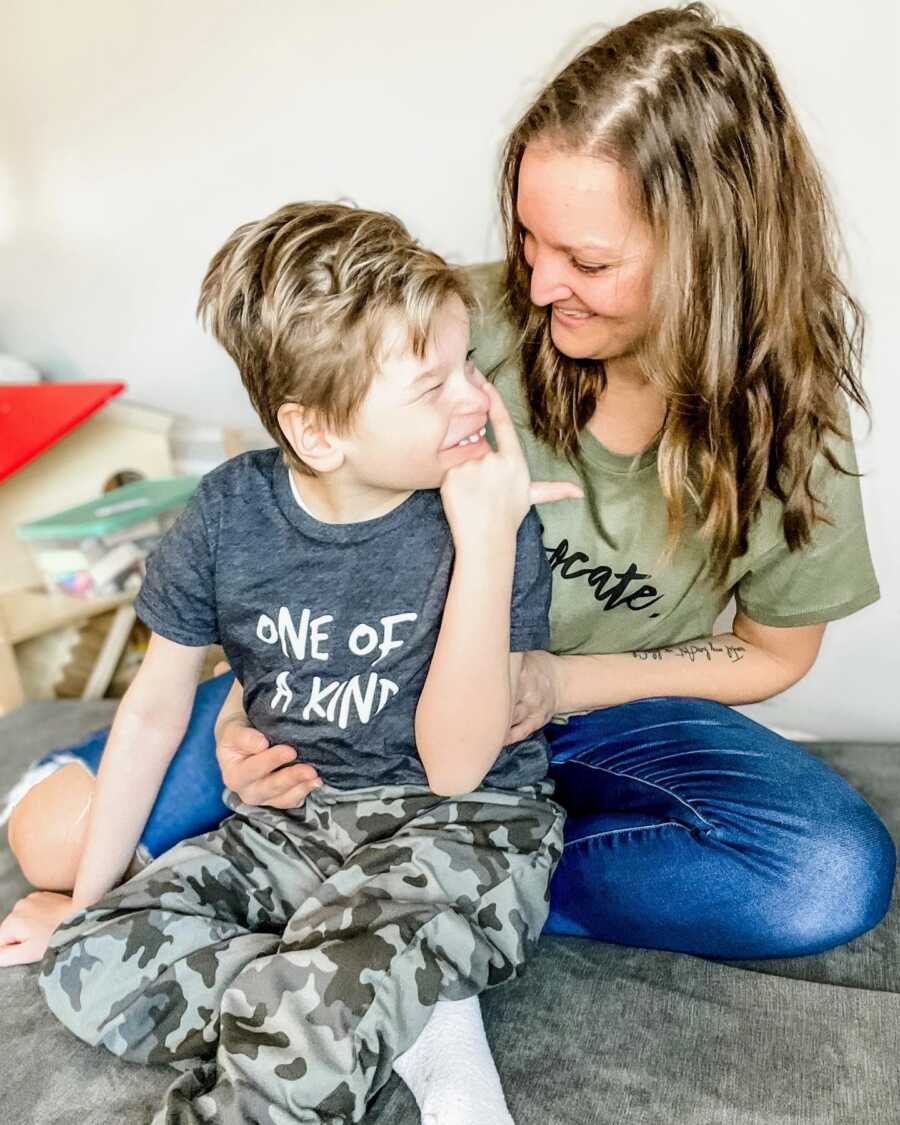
[198,202,474,474]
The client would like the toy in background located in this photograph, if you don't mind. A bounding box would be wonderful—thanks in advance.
[0,381,171,596]
[0,370,264,711]
[16,477,199,599]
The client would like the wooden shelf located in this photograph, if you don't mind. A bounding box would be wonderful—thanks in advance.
[0,588,137,714]
[0,588,134,646]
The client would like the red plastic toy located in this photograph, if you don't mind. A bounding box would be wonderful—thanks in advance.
[0,382,125,483]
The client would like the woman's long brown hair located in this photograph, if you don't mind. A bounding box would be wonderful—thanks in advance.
[499,3,867,584]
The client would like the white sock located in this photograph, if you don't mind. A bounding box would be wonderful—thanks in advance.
[393,996,515,1125]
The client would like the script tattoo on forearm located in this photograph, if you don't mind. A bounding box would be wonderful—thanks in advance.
[631,639,747,664]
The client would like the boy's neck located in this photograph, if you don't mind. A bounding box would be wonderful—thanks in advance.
[289,466,415,525]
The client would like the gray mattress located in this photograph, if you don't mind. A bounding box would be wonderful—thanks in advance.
[1,700,897,1124]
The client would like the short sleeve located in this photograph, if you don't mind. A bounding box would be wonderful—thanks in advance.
[509,507,552,651]
[134,480,220,646]
[736,437,880,627]
[466,262,518,380]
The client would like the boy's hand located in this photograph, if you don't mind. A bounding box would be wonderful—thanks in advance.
[216,716,322,809]
[0,892,77,967]
[440,381,582,546]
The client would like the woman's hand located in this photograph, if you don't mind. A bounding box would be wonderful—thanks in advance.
[505,649,566,743]
[216,715,322,809]
[213,662,322,808]
[0,892,77,967]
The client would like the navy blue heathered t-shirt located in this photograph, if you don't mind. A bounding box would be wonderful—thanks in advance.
[135,449,553,792]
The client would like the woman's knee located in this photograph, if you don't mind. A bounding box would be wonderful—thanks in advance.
[8,764,94,891]
[742,799,896,959]
[548,702,897,959]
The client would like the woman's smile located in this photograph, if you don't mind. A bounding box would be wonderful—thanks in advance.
[552,305,597,328]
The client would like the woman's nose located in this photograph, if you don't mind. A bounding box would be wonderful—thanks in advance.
[529,249,573,308]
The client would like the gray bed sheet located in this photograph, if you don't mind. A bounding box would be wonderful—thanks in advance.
[1,700,897,1125]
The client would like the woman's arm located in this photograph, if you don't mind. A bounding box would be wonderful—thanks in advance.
[506,614,825,742]
[214,675,322,807]
[562,613,825,711]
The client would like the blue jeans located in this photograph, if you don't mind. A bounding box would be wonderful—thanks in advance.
[29,673,236,861]
[29,682,895,961]
[543,697,896,958]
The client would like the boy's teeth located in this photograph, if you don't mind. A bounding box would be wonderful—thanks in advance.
[455,426,487,448]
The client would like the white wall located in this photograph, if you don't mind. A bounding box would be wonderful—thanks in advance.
[2,1,897,739]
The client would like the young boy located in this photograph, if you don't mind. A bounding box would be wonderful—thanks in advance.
[39,202,577,1125]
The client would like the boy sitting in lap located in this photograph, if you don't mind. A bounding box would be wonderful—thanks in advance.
[38,202,579,1125]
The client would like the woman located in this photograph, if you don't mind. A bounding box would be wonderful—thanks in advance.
[2,4,894,965]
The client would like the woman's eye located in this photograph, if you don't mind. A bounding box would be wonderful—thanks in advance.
[573,260,608,275]
[423,382,444,397]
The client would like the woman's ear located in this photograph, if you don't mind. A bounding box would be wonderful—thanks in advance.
[276,402,344,472]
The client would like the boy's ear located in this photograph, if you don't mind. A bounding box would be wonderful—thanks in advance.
[276,403,345,473]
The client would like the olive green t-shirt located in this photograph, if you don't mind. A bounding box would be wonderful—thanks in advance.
[468,263,880,661]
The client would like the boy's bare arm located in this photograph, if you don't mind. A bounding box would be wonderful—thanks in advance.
[415,535,518,795]
[71,633,206,909]
[415,381,580,797]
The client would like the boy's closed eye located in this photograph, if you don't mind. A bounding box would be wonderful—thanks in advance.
[416,348,477,401]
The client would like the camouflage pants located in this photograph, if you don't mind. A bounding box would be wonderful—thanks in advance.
[40,781,564,1124]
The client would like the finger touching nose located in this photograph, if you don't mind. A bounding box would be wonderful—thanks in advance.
[454,366,490,412]
[471,382,491,415]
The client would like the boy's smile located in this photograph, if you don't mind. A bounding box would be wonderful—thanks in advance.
[355,295,491,483]
[285,296,492,523]
[441,423,488,453]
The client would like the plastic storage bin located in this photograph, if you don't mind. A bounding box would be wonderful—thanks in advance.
[17,476,199,598]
